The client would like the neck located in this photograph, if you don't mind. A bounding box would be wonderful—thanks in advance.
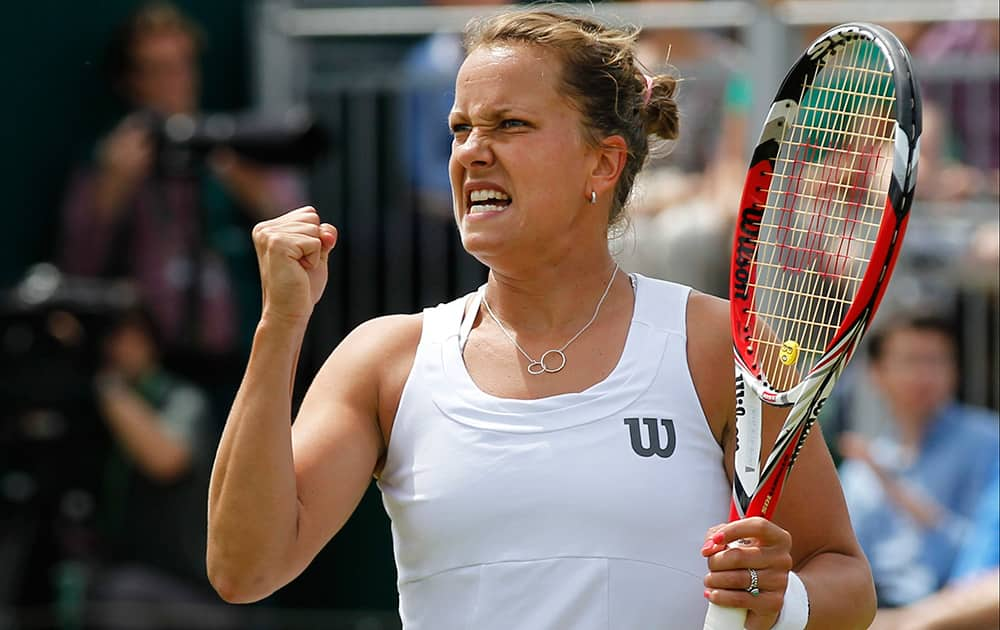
[484,251,623,335]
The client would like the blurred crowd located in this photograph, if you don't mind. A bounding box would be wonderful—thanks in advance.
[6,3,302,628]
[2,1,998,629]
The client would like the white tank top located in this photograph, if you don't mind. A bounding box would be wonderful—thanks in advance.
[378,274,729,629]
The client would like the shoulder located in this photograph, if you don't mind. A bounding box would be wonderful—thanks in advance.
[165,378,210,411]
[952,404,1000,432]
[154,371,207,409]
[335,313,426,457]
[335,290,476,368]
[686,289,729,327]
[336,313,424,369]
[941,404,1000,450]
[353,311,424,337]
[153,374,213,447]
[685,291,731,369]
[304,313,423,443]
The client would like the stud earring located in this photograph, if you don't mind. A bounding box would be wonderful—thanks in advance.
[590,191,597,204]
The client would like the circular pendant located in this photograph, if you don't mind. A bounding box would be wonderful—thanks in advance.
[527,349,566,375]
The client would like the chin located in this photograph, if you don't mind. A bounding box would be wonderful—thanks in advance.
[458,231,505,267]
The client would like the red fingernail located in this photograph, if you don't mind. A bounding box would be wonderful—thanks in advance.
[704,589,711,599]
[712,532,725,544]
[701,540,713,552]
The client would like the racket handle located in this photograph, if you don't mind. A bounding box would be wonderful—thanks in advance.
[703,602,747,630]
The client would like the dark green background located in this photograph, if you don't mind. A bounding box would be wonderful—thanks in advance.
[2,0,398,612]
[1,1,252,287]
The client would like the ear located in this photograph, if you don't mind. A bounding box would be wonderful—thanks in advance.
[588,134,629,199]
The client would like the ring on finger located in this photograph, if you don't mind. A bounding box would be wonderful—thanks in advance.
[745,568,760,597]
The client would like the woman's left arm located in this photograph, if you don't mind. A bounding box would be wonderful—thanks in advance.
[702,420,876,630]
[688,292,875,630]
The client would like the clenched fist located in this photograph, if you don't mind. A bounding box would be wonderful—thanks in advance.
[252,206,338,324]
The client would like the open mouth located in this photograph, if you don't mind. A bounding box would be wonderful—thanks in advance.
[468,188,512,214]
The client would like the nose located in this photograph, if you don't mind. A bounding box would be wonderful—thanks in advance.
[453,128,495,170]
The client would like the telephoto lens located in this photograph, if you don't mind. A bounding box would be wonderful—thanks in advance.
[157,107,330,173]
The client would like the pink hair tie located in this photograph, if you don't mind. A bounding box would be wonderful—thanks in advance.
[642,74,655,107]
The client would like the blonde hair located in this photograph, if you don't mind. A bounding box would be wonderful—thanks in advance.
[463,7,679,230]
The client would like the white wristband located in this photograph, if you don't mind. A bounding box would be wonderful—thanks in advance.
[771,571,809,630]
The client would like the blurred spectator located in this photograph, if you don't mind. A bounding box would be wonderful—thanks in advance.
[868,459,1000,629]
[401,0,512,218]
[632,4,750,177]
[949,459,1000,583]
[867,569,1000,630]
[58,2,303,383]
[614,9,749,297]
[915,100,1000,202]
[913,19,1000,173]
[838,312,1000,608]
[89,306,226,628]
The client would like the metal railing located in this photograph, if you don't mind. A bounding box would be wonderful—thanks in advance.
[272,1,999,37]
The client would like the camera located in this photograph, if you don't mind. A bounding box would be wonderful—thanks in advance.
[148,107,330,176]
[0,265,138,413]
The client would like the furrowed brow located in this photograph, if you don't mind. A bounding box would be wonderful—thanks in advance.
[464,105,520,125]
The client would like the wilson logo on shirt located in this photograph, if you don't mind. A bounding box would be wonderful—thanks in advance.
[624,418,676,458]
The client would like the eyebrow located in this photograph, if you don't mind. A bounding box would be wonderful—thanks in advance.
[448,106,524,123]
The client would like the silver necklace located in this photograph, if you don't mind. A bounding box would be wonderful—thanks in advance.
[481,264,619,375]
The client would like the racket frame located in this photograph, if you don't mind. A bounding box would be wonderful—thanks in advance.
[731,22,921,408]
[705,22,922,630]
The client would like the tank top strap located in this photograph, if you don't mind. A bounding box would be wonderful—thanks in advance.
[458,288,483,352]
[630,274,692,336]
[419,290,481,348]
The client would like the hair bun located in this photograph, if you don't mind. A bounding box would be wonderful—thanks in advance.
[642,75,679,141]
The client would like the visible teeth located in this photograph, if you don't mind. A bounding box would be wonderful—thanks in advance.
[469,189,510,202]
[469,204,507,213]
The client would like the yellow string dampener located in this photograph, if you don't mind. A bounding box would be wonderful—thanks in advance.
[779,340,801,366]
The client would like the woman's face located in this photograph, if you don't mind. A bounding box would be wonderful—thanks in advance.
[448,43,601,265]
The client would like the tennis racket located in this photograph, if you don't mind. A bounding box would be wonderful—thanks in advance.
[703,23,921,630]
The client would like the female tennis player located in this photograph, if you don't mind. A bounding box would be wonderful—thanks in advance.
[207,8,875,629]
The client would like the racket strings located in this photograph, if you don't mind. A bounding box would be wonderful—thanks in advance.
[748,36,896,391]
[752,38,888,385]
[766,38,890,385]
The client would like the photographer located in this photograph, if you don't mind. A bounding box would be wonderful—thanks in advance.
[89,304,232,628]
[58,2,304,383]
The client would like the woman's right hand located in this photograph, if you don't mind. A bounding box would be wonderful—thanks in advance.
[252,206,338,324]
